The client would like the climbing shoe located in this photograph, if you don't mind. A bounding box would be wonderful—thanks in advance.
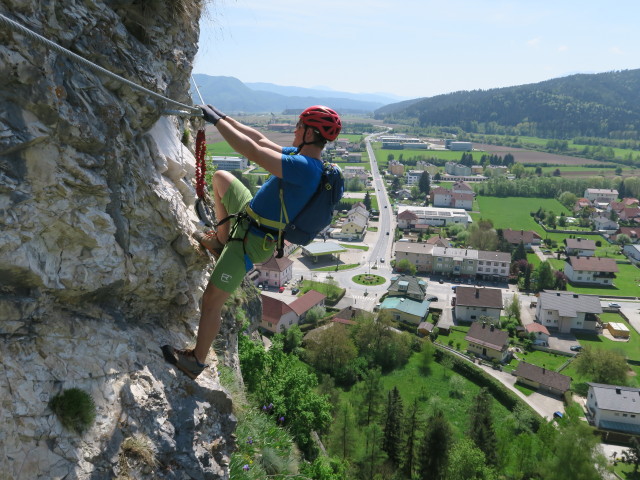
[193,230,224,260]
[161,345,208,380]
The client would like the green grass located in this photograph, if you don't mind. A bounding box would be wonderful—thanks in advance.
[338,351,513,447]
[566,263,640,297]
[438,326,470,352]
[514,349,571,371]
[351,274,385,286]
[313,263,360,272]
[207,141,237,156]
[574,316,640,362]
[339,243,369,251]
[473,196,570,233]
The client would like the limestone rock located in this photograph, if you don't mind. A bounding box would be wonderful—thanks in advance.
[0,1,256,478]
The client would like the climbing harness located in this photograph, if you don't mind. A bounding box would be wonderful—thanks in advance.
[0,13,201,118]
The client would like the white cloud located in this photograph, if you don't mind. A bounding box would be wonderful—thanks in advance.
[557,45,568,52]
[610,46,624,55]
[527,38,541,47]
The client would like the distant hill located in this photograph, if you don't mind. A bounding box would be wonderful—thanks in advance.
[190,74,399,114]
[374,69,640,139]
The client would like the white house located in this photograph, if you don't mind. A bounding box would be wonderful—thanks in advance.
[454,286,503,322]
[260,290,326,333]
[584,188,618,204]
[593,216,619,232]
[564,237,596,257]
[406,170,424,186]
[255,255,294,288]
[431,187,474,210]
[535,290,602,333]
[623,244,640,264]
[564,256,618,286]
[586,383,640,435]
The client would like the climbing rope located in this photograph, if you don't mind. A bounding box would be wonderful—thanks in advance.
[0,12,202,118]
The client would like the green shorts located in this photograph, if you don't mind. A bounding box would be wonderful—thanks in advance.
[210,178,277,293]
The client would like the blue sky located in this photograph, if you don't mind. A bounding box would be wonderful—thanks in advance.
[194,0,640,100]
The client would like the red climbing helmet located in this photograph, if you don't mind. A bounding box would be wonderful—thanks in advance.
[299,105,342,141]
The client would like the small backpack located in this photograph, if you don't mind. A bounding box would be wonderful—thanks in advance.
[280,161,344,251]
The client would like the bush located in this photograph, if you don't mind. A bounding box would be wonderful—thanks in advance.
[49,388,96,434]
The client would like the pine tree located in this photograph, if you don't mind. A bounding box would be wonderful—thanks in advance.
[512,240,527,262]
[363,191,372,211]
[329,400,357,460]
[417,408,454,479]
[358,367,383,427]
[467,388,498,466]
[418,171,431,195]
[382,387,404,465]
[402,399,421,479]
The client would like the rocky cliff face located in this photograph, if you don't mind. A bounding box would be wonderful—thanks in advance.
[0,2,254,478]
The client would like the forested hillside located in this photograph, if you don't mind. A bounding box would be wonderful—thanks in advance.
[375,69,640,139]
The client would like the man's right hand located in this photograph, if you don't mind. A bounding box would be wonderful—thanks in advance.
[200,104,226,125]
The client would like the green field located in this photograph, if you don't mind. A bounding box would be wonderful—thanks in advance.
[339,350,513,447]
[472,196,570,232]
[566,263,640,297]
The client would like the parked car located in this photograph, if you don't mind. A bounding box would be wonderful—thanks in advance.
[279,286,285,293]
[438,279,444,284]
[570,345,582,351]
[608,302,621,309]
[386,231,389,235]
[291,287,300,295]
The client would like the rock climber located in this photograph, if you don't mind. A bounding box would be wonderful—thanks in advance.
[162,104,341,379]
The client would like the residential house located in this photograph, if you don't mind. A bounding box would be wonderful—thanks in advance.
[431,187,474,210]
[503,229,542,249]
[525,323,550,346]
[406,170,424,186]
[394,188,412,199]
[343,165,368,180]
[432,246,479,278]
[513,362,571,397]
[454,286,503,322]
[346,153,362,163]
[445,162,472,177]
[573,197,592,213]
[464,321,510,362]
[339,214,367,240]
[426,235,452,248]
[260,294,298,333]
[451,181,474,195]
[416,161,439,175]
[586,383,640,435]
[396,206,472,228]
[387,275,427,301]
[535,290,602,333]
[255,255,294,288]
[612,227,640,244]
[389,160,405,176]
[593,215,619,232]
[379,296,431,325]
[623,244,640,264]
[623,198,640,207]
[619,206,640,223]
[289,290,326,324]
[564,256,618,286]
[584,188,618,204]
[333,305,367,325]
[564,237,596,257]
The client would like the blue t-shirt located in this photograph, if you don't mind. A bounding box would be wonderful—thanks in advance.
[249,146,323,225]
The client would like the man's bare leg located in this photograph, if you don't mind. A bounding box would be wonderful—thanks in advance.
[211,170,236,244]
[193,281,231,364]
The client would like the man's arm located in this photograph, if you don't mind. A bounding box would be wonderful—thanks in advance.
[223,116,282,153]
[215,119,283,178]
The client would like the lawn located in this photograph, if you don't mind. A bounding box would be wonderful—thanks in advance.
[566,263,640,297]
[437,326,470,352]
[473,196,570,233]
[574,315,640,362]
